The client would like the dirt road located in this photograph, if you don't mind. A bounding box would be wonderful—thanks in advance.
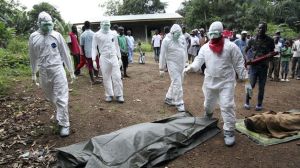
[1,53,300,167]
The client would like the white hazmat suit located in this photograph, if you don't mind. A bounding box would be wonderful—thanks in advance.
[29,12,75,136]
[159,24,188,112]
[185,21,248,146]
[92,19,124,102]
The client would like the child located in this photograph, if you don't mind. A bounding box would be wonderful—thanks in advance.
[138,42,145,64]
[280,41,292,81]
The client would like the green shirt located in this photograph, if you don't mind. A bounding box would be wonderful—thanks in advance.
[117,35,128,53]
[281,47,292,62]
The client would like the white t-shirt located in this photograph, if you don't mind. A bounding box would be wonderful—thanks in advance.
[152,34,162,47]
[292,40,300,57]
[190,36,200,46]
[126,35,135,49]
[274,42,282,58]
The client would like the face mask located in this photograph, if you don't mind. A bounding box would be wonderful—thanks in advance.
[40,21,53,34]
[101,24,110,33]
[208,31,221,39]
[172,31,181,40]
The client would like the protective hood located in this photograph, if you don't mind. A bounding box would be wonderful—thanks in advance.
[38,11,52,23]
[208,21,223,39]
[209,21,223,33]
[37,11,53,34]
[208,21,224,54]
[100,19,111,34]
[170,24,182,40]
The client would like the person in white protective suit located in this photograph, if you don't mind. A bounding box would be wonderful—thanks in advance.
[29,11,76,137]
[159,24,188,112]
[92,19,124,103]
[184,21,252,146]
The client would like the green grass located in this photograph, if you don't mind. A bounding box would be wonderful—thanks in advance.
[135,41,153,52]
[0,37,30,95]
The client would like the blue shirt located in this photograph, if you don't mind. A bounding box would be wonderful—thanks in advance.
[234,38,248,55]
[80,29,95,58]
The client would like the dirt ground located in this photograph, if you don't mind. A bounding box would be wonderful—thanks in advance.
[1,52,300,168]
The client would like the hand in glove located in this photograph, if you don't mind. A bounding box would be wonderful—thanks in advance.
[70,72,76,84]
[185,61,189,68]
[245,82,253,98]
[32,73,39,87]
[159,71,165,78]
[118,58,123,67]
[93,60,98,70]
[183,66,192,74]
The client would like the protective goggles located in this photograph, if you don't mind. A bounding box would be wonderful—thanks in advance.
[208,31,221,39]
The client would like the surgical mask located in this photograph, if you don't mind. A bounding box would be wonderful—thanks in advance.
[208,31,221,39]
[101,24,110,33]
[40,21,53,34]
[172,31,181,40]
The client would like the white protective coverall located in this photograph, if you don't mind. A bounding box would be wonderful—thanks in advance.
[92,20,123,98]
[159,24,188,106]
[188,24,247,131]
[29,12,74,127]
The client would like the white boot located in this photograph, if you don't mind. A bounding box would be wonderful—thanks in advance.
[116,96,124,103]
[224,130,235,146]
[165,98,175,106]
[60,126,70,137]
[176,104,185,112]
[105,96,113,102]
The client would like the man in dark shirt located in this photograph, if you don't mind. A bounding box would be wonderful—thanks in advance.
[244,22,275,111]
[230,30,238,42]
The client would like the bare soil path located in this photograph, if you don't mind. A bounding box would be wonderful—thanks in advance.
[1,53,300,167]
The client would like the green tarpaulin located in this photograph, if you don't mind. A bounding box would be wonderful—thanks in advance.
[57,112,220,168]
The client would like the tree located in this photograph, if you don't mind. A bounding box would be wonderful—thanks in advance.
[180,0,300,34]
[28,2,64,29]
[0,0,31,35]
[11,10,31,35]
[100,0,122,16]
[101,0,167,16]
[271,0,300,30]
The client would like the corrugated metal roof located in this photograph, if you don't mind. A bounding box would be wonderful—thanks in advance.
[73,13,183,25]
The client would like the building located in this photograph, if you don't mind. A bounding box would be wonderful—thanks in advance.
[73,13,183,42]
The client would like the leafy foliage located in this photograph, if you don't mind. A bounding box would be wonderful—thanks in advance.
[100,0,122,16]
[28,2,65,31]
[180,0,300,34]
[101,0,167,16]
[0,38,30,95]
[0,0,31,35]
[1,1,65,36]
[137,41,153,52]
[267,23,298,39]
[0,22,14,48]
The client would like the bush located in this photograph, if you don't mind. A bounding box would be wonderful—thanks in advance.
[267,23,298,39]
[0,41,30,95]
[0,75,11,95]
[7,37,28,54]
[135,41,153,52]
[0,48,30,69]
[0,21,14,48]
